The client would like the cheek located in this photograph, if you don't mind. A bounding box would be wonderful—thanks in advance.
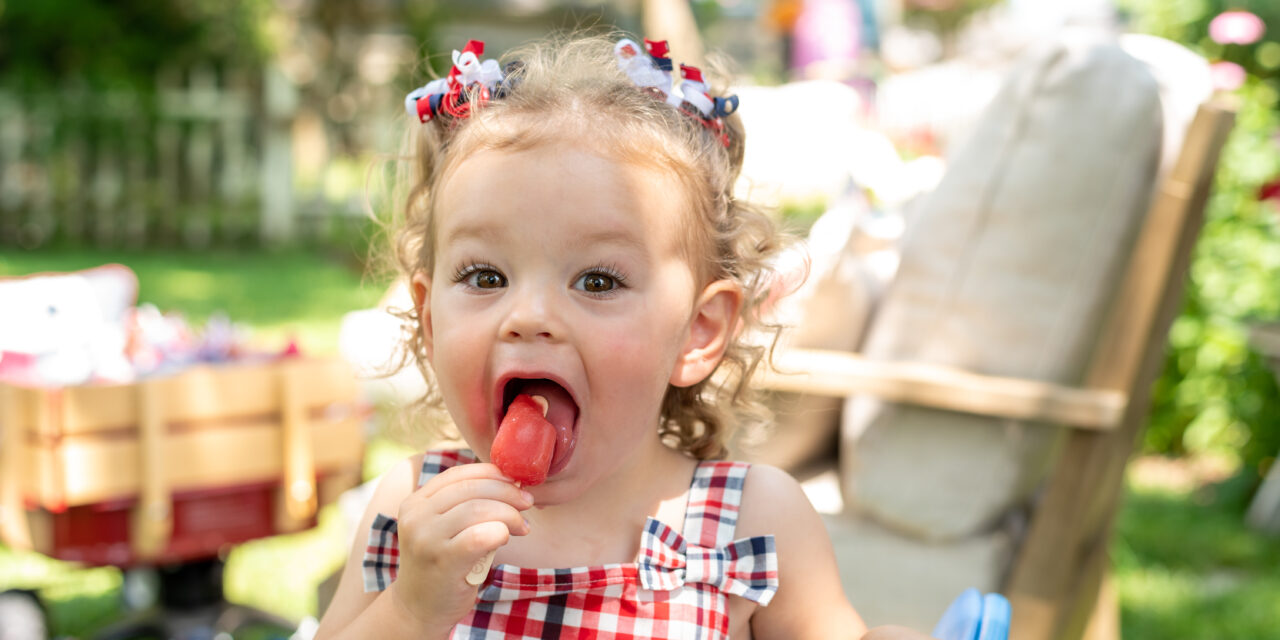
[597,312,688,385]
[428,288,485,360]
[427,297,491,424]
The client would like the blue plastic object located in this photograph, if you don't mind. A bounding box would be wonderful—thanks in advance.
[932,589,1010,640]
[977,593,1011,640]
[933,588,983,640]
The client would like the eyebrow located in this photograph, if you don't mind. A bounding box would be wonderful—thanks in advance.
[578,227,648,254]
[442,219,649,254]
[441,221,503,245]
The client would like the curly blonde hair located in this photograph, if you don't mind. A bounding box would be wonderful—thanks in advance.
[385,32,785,460]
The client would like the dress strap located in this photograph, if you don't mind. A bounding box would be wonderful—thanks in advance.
[362,514,400,592]
[681,461,750,549]
[418,448,479,487]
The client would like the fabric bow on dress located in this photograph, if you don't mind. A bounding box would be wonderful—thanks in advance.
[636,517,778,605]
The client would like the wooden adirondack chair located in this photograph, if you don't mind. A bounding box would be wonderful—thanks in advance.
[755,99,1234,640]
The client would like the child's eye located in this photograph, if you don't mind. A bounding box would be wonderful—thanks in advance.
[573,268,627,295]
[580,273,615,292]
[454,264,507,289]
[473,270,506,288]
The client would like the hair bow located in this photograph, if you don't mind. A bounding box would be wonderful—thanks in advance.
[404,40,504,122]
[614,38,673,99]
[613,38,740,147]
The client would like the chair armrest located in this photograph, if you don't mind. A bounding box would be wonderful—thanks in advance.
[755,348,1127,430]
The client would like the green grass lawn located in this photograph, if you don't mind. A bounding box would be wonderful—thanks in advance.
[1116,460,1280,638]
[2,247,1279,638]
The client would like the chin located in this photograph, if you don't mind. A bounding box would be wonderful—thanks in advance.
[526,470,590,506]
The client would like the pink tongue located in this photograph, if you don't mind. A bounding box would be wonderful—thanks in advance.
[515,380,576,468]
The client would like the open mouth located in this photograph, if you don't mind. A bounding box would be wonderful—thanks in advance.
[500,377,579,477]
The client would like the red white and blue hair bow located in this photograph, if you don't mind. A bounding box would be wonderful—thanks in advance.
[613,38,740,146]
[403,37,741,147]
[614,38,679,106]
[404,40,504,122]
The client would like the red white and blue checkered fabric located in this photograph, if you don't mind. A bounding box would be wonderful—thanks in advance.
[362,450,778,638]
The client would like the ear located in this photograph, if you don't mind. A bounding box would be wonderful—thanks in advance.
[670,279,744,388]
[410,271,434,361]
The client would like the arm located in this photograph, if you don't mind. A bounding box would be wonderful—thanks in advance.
[315,454,533,640]
[739,464,868,639]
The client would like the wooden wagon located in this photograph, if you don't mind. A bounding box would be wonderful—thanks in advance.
[0,357,365,567]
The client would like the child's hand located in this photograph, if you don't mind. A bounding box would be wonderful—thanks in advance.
[387,462,533,632]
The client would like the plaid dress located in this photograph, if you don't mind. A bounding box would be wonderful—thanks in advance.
[363,450,779,639]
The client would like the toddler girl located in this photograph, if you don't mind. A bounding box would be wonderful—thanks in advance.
[317,33,924,640]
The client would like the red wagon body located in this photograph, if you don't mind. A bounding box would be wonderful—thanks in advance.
[0,358,364,568]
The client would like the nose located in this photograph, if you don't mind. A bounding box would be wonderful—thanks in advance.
[499,284,562,342]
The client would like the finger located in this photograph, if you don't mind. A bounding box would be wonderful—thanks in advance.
[395,499,527,579]
[434,498,530,541]
[421,475,534,516]
[452,519,515,558]
[413,462,516,501]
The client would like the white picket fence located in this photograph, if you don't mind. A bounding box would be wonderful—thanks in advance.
[0,65,363,248]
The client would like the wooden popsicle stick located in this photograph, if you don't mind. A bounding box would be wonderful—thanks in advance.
[530,395,549,415]
[465,395,546,586]
[465,547,501,586]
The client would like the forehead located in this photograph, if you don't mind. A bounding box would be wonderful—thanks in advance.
[434,143,690,254]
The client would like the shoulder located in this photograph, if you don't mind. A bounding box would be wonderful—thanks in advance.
[364,452,426,521]
[736,463,814,536]
[740,462,803,498]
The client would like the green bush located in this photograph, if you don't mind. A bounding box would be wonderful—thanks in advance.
[0,0,272,91]
[1121,0,1280,487]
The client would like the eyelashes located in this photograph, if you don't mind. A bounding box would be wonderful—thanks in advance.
[574,265,628,295]
[452,262,506,289]
[451,261,630,296]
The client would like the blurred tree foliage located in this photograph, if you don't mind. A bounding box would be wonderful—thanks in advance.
[1122,0,1280,85]
[0,0,273,91]
[1120,0,1280,489]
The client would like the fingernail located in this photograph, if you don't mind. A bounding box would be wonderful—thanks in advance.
[523,516,532,532]
[521,490,534,505]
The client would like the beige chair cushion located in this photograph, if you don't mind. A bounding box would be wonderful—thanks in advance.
[841,34,1164,541]
[826,514,1012,630]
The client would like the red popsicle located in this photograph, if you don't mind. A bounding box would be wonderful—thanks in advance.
[491,394,556,486]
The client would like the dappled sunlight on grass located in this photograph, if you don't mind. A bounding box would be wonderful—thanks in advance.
[0,544,123,636]
[1115,456,1280,638]
[1117,566,1199,622]
[156,269,220,305]
[223,503,349,623]
[1117,564,1280,638]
